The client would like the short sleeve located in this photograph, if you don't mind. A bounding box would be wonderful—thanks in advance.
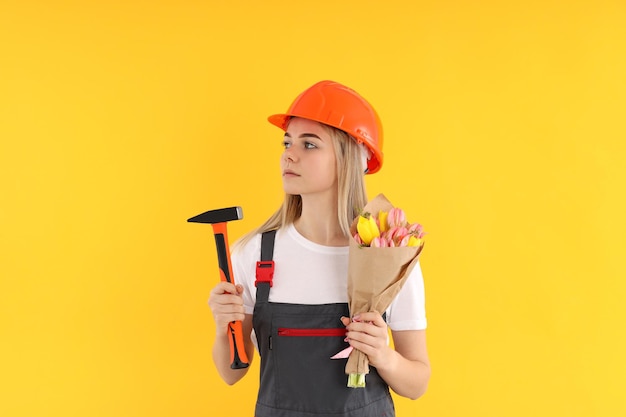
[386,261,427,331]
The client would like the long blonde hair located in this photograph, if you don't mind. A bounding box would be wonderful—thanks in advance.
[235,119,368,249]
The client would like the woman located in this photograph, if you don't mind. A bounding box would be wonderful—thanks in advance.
[208,80,430,417]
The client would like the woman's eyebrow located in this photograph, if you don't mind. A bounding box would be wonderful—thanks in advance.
[284,132,322,140]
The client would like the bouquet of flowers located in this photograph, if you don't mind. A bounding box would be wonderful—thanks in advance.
[332,193,425,388]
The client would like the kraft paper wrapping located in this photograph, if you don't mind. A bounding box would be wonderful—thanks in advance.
[345,193,424,380]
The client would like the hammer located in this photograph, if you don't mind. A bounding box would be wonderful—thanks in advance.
[187,206,249,369]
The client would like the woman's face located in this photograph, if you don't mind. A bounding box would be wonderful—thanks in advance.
[280,118,338,198]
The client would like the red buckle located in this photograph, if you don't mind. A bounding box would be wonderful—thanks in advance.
[255,260,275,287]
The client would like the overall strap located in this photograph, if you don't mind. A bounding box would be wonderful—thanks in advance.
[255,229,277,303]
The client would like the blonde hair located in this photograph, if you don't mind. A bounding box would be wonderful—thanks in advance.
[234,119,368,250]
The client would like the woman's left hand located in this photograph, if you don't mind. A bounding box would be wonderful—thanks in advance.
[340,311,392,369]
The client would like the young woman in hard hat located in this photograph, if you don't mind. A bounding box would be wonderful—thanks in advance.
[208,80,430,417]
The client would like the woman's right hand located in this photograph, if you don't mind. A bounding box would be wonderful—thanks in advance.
[208,282,254,384]
[208,282,246,331]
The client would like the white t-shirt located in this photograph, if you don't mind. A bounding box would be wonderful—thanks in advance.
[232,224,427,331]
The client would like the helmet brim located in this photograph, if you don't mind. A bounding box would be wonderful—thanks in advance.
[267,114,291,131]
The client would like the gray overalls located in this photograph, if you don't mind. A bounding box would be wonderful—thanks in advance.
[253,230,395,417]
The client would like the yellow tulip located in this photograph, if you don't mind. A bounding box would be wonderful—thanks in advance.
[356,215,380,245]
[378,210,389,232]
[407,235,422,247]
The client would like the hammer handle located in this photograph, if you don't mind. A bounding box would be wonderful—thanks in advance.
[211,223,250,369]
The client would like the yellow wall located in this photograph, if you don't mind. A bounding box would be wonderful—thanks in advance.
[1,1,625,416]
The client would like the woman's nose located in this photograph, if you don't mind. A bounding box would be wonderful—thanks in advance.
[283,149,297,163]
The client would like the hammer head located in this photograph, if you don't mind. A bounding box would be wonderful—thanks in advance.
[187,206,243,224]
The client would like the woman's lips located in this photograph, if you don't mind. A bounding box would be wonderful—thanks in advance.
[283,169,299,177]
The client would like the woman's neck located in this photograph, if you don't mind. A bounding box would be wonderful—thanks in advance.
[294,194,348,247]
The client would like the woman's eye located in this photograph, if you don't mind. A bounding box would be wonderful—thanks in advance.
[283,140,316,149]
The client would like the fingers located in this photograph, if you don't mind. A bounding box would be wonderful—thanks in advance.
[352,311,386,327]
[208,282,246,328]
[344,311,388,351]
[344,312,391,367]
[210,281,239,296]
[346,322,386,342]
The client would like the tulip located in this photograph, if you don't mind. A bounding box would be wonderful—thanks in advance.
[353,233,363,245]
[356,215,380,245]
[378,210,389,232]
[382,226,397,240]
[371,236,388,247]
[407,235,422,247]
[386,226,408,245]
[387,207,406,228]
[408,223,423,235]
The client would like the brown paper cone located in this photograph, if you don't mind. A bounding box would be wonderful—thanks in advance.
[346,348,370,379]
[345,194,424,378]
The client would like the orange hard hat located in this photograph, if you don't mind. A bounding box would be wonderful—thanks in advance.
[268,80,384,174]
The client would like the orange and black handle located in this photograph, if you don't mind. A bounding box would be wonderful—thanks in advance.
[211,222,249,369]
[188,206,249,369]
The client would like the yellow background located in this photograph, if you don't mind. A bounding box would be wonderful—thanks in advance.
[1,1,625,416]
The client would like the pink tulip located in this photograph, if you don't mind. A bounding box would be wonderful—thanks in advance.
[354,233,363,245]
[384,226,406,240]
[387,208,406,228]
[408,223,423,235]
[383,226,398,240]
[371,236,387,247]
[389,226,408,244]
